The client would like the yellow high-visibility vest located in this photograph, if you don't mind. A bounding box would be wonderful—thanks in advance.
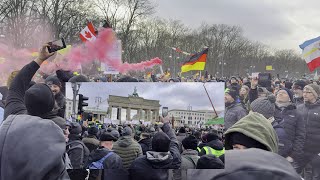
[201,146,225,157]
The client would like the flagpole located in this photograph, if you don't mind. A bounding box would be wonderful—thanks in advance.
[203,83,218,117]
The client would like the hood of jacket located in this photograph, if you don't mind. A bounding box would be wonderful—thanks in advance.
[116,135,133,147]
[188,148,301,180]
[146,151,174,168]
[0,114,67,180]
[224,112,278,153]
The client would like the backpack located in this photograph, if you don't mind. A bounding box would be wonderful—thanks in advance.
[66,140,90,169]
[88,152,114,169]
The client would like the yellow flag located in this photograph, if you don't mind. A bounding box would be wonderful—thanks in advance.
[266,65,273,71]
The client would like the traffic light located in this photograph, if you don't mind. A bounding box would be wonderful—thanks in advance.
[78,94,89,114]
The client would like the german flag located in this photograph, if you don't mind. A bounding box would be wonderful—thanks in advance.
[181,48,208,73]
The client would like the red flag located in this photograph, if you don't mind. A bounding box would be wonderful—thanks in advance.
[79,22,97,42]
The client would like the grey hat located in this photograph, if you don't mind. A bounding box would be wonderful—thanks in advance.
[111,130,120,139]
[122,126,132,136]
[250,95,276,119]
[305,84,320,99]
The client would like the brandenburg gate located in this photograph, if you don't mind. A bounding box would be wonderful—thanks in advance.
[107,88,161,124]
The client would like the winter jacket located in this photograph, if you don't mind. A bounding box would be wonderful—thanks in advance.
[67,134,90,169]
[138,137,152,155]
[83,135,100,153]
[112,135,143,169]
[224,102,247,130]
[129,122,181,180]
[274,104,305,160]
[173,150,200,180]
[224,112,279,153]
[0,114,70,180]
[188,148,302,180]
[297,100,320,160]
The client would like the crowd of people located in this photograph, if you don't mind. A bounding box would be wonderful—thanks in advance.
[0,44,319,180]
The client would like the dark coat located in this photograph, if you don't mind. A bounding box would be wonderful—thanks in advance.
[274,104,305,160]
[297,101,320,162]
[138,137,152,155]
[129,123,181,180]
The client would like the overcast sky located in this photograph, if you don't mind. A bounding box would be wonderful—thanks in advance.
[152,0,319,52]
[66,82,224,116]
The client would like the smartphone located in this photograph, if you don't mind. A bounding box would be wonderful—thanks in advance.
[162,107,168,117]
[47,38,66,53]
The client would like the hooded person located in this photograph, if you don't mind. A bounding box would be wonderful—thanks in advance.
[129,116,181,180]
[0,45,70,180]
[45,75,66,118]
[224,111,278,154]
[188,148,302,180]
[112,126,143,169]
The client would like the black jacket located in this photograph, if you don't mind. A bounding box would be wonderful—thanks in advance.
[129,123,181,180]
[138,138,152,155]
[67,134,90,169]
[274,104,305,160]
[188,148,301,180]
[297,101,320,158]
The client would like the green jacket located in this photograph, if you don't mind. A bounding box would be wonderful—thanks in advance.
[224,112,278,153]
[112,136,143,169]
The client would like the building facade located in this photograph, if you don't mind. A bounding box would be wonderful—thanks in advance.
[168,109,217,127]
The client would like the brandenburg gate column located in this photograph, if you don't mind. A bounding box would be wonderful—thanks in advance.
[126,108,131,121]
[108,106,112,118]
[147,109,152,122]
